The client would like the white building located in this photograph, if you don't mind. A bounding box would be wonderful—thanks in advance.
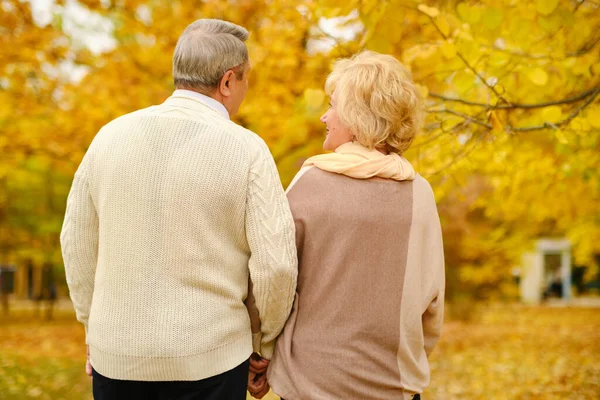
[520,238,572,304]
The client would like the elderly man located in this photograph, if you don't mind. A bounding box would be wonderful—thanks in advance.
[61,19,297,400]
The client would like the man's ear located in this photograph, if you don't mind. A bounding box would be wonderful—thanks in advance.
[219,70,235,98]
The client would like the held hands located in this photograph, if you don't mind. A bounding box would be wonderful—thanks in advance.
[248,352,270,399]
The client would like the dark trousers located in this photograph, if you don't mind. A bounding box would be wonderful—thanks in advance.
[92,359,249,400]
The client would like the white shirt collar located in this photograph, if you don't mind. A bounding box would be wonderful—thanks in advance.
[172,89,230,120]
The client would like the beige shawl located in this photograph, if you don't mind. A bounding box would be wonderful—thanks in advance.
[302,141,416,181]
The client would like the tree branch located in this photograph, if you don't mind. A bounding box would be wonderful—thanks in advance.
[509,86,600,132]
[429,86,599,109]
[427,130,491,176]
[413,108,490,149]
[419,10,509,104]
[427,109,493,129]
[411,129,450,149]
[489,34,600,60]
[566,35,600,57]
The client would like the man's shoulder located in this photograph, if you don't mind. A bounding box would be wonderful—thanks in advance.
[99,106,156,132]
[219,120,270,154]
[94,105,271,157]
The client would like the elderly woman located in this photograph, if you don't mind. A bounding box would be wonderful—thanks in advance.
[249,51,445,400]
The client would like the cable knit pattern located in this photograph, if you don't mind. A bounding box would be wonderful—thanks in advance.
[246,148,298,359]
[60,93,297,381]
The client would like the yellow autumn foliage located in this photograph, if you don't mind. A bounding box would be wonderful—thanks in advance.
[1,0,599,298]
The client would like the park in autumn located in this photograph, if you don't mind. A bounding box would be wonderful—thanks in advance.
[1,0,599,399]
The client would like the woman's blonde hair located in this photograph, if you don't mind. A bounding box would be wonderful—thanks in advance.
[325,51,423,154]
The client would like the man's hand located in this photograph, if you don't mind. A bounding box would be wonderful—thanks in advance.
[86,345,92,377]
[248,353,270,398]
[249,352,269,374]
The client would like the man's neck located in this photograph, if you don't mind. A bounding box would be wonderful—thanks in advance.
[173,88,230,120]
[177,86,219,101]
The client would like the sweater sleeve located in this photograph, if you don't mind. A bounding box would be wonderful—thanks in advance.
[60,154,99,342]
[422,203,445,357]
[245,279,263,353]
[245,141,298,360]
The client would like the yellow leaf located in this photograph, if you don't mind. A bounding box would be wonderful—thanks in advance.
[487,117,503,136]
[440,41,457,59]
[482,8,504,30]
[456,3,482,24]
[536,0,559,16]
[303,88,325,110]
[416,84,429,99]
[368,35,393,53]
[418,4,439,18]
[456,29,474,42]
[511,18,534,41]
[555,129,568,144]
[573,59,592,77]
[453,70,475,93]
[437,15,451,37]
[542,106,562,122]
[577,117,591,131]
[563,58,577,68]
[318,0,357,18]
[318,6,343,18]
[538,13,562,33]
[489,52,510,67]
[587,106,600,128]
[528,67,549,86]
[489,111,503,132]
[361,0,379,15]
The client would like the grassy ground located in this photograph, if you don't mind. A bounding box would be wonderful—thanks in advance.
[1,304,598,399]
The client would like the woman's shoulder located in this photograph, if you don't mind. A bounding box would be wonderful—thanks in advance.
[412,174,435,195]
[286,166,358,196]
[285,166,317,194]
[411,174,440,218]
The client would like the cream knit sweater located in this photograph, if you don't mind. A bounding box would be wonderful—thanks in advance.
[61,92,298,381]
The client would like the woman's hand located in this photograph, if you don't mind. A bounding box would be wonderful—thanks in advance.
[248,353,270,398]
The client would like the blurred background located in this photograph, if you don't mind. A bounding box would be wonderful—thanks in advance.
[1,0,599,399]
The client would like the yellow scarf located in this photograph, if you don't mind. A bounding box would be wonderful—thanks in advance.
[302,142,416,181]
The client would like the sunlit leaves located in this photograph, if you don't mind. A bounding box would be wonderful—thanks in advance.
[456,3,482,24]
[427,307,600,399]
[528,67,549,86]
[417,4,439,18]
[536,0,560,16]
[587,106,600,129]
[303,88,326,111]
[541,106,563,122]
[482,7,504,30]
[2,0,599,299]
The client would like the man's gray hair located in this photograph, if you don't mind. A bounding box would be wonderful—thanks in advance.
[173,19,249,91]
